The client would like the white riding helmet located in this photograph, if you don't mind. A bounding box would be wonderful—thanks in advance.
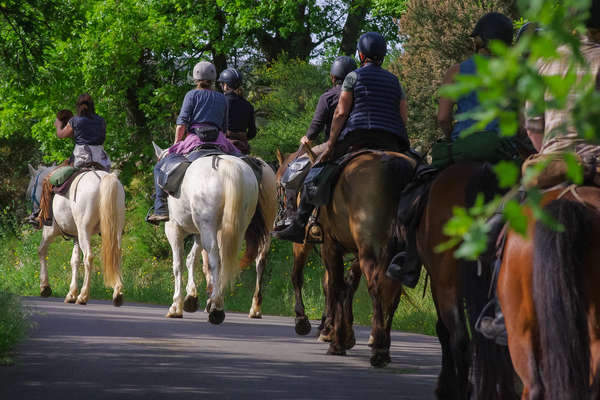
[193,61,217,81]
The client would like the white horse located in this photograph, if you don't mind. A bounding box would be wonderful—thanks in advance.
[153,143,277,323]
[26,164,126,306]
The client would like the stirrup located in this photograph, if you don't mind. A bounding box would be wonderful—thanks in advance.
[306,209,323,244]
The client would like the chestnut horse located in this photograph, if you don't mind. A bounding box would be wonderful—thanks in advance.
[498,186,600,399]
[415,162,516,399]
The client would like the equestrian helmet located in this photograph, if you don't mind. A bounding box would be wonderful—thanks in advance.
[330,56,357,80]
[193,61,217,81]
[218,68,243,89]
[470,12,514,46]
[357,32,387,61]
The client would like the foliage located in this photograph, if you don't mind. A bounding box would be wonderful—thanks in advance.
[391,0,517,151]
[249,58,330,160]
[0,183,437,336]
[0,291,32,365]
[440,0,600,259]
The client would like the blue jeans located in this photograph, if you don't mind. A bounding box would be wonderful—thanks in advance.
[152,155,173,215]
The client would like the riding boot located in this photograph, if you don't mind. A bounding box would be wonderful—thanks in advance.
[146,163,170,225]
[386,247,422,288]
[476,298,508,346]
[272,192,314,243]
[274,188,298,231]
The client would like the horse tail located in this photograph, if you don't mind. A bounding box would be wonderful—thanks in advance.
[99,173,125,288]
[219,159,258,291]
[463,162,517,400]
[241,162,277,268]
[533,199,591,400]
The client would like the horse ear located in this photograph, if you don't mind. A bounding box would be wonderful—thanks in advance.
[276,148,284,167]
[28,164,36,176]
[152,141,164,160]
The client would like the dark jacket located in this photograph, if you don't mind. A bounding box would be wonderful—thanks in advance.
[306,85,341,142]
[69,115,106,146]
[224,91,256,139]
[341,64,408,147]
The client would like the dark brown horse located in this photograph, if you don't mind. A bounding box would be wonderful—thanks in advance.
[415,162,516,399]
[498,186,600,400]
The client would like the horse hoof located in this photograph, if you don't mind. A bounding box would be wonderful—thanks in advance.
[370,350,391,368]
[113,294,123,307]
[208,309,225,325]
[40,286,52,298]
[183,295,198,313]
[166,312,183,318]
[248,312,262,319]
[76,299,87,305]
[65,296,76,304]
[326,345,346,356]
[295,317,311,336]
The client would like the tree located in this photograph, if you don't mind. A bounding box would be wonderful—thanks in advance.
[391,0,517,149]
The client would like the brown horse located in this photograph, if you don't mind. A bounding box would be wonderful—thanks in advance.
[415,162,516,399]
[498,186,600,400]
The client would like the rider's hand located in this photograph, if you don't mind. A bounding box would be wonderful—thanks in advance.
[317,143,333,163]
[300,136,311,145]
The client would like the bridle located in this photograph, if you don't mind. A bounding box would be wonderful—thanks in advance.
[29,168,45,209]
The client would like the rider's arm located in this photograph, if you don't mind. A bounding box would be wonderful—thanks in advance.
[437,63,460,140]
[174,125,186,144]
[327,90,353,147]
[305,92,329,143]
[399,98,408,127]
[56,119,74,139]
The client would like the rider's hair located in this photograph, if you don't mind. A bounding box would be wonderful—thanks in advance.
[56,109,74,128]
[359,53,383,66]
[195,80,213,89]
[76,93,95,118]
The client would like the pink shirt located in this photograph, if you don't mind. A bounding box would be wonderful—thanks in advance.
[168,130,241,156]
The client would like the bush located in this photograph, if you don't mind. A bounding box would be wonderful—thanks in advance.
[248,58,329,160]
[0,291,32,365]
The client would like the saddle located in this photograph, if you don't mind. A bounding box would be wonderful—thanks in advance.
[157,147,264,196]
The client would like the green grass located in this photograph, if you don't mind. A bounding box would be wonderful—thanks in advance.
[0,291,33,365]
[0,178,437,337]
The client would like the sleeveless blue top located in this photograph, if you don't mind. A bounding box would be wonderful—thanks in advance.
[69,115,106,146]
[450,57,499,141]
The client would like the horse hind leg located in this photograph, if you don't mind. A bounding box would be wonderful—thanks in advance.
[183,236,201,313]
[291,242,313,334]
[38,225,59,298]
[65,241,81,303]
[322,240,347,356]
[165,221,185,318]
[199,225,225,325]
[341,260,362,350]
[75,232,94,305]
[248,236,271,319]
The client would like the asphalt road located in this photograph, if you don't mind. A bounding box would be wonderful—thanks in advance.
[1,297,441,400]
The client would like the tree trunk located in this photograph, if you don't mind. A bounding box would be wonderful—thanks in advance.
[340,0,371,56]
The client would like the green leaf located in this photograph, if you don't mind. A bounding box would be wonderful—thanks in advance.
[563,152,583,185]
[503,200,528,235]
[493,161,520,189]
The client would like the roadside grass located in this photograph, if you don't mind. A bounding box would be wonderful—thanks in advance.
[0,182,437,337]
[0,291,33,366]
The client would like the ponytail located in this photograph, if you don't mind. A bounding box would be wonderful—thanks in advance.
[76,93,95,118]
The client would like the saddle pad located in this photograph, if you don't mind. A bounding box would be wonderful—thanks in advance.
[49,166,80,187]
[240,156,264,184]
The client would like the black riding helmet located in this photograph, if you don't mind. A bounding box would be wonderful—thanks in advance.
[330,56,357,80]
[471,12,514,46]
[217,68,243,89]
[357,32,387,63]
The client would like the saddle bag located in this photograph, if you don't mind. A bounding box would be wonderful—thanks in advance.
[281,156,312,191]
[49,166,80,187]
[157,154,191,196]
[191,126,219,142]
[303,162,342,206]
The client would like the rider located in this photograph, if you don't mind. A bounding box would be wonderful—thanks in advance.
[273,32,409,243]
[218,68,256,154]
[276,55,357,229]
[386,12,515,288]
[26,95,112,227]
[146,61,240,224]
[478,0,600,344]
